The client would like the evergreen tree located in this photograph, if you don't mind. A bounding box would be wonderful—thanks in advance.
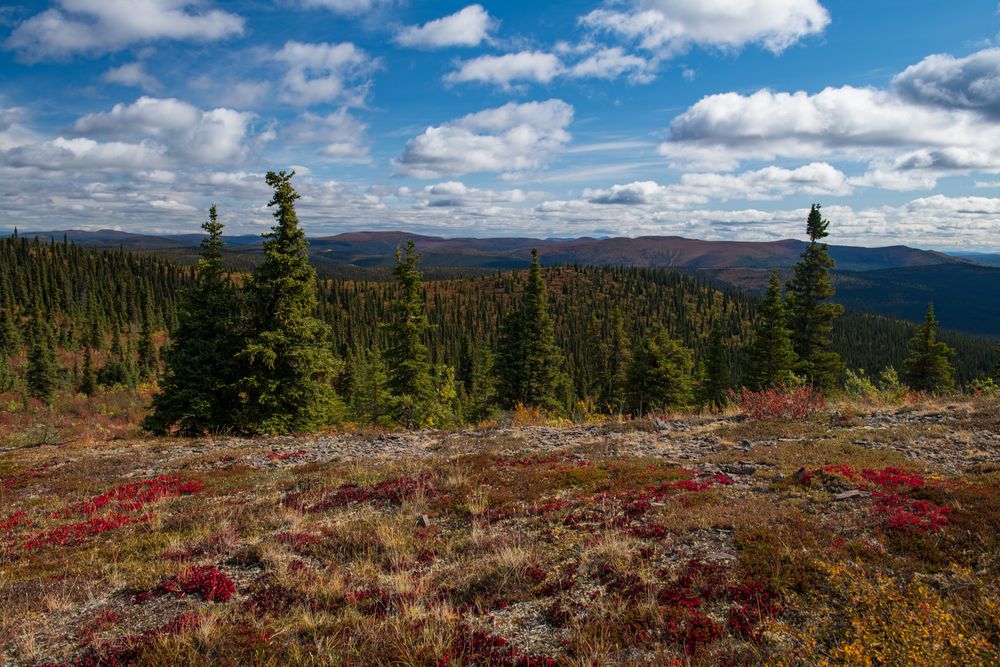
[786,204,844,390]
[625,326,694,415]
[700,320,730,407]
[79,345,97,397]
[599,308,630,414]
[384,240,439,427]
[902,303,956,393]
[495,249,568,413]
[746,271,798,389]
[0,308,20,356]
[144,206,243,434]
[238,172,343,434]
[467,343,498,422]
[137,306,157,379]
[347,346,391,426]
[25,312,60,404]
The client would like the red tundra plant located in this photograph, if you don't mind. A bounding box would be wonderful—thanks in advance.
[871,492,951,533]
[437,626,557,667]
[285,473,437,512]
[0,511,29,535]
[21,513,150,551]
[53,475,204,519]
[730,386,825,420]
[41,612,204,667]
[0,461,57,491]
[154,565,236,602]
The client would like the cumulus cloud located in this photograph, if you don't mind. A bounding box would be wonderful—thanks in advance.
[6,0,244,61]
[393,99,574,178]
[892,48,1000,117]
[445,51,563,88]
[395,5,497,49]
[659,85,1000,172]
[446,48,654,88]
[580,0,829,56]
[69,96,255,165]
[284,109,371,161]
[102,62,163,93]
[274,41,377,107]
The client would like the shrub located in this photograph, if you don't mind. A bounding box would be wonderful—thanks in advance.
[730,386,825,420]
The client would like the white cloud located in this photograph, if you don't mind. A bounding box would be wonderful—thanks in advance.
[659,85,1000,172]
[445,51,563,89]
[581,0,829,56]
[893,48,1000,117]
[274,41,376,107]
[102,62,163,93]
[4,136,166,171]
[69,96,255,165]
[299,0,392,14]
[446,47,655,88]
[395,5,497,49]
[393,99,574,178]
[284,109,370,161]
[6,0,244,61]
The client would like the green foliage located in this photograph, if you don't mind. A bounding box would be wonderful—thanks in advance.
[700,319,731,407]
[902,303,957,394]
[626,325,694,414]
[0,355,15,393]
[843,368,879,400]
[144,206,244,435]
[79,345,97,396]
[496,249,570,413]
[746,271,799,390]
[466,343,498,422]
[384,240,442,427]
[967,376,1000,396]
[786,204,845,390]
[238,172,343,434]
[0,308,20,357]
[346,346,391,426]
[25,313,60,404]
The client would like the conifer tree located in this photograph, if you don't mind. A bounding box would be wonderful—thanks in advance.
[0,355,14,393]
[25,311,60,404]
[467,343,498,422]
[0,307,20,356]
[145,205,244,434]
[746,271,798,389]
[599,308,630,414]
[786,204,844,390]
[902,303,956,393]
[625,326,694,415]
[384,240,438,427]
[137,306,157,379]
[700,320,730,407]
[238,172,343,434]
[79,345,97,397]
[495,249,568,413]
[347,346,391,426]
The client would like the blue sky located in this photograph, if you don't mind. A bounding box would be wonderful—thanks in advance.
[2,0,1000,249]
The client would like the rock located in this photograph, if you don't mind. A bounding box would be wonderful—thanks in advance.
[833,490,870,501]
[721,463,757,476]
[416,514,432,528]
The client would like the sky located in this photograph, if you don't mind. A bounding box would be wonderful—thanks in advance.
[2,0,1000,250]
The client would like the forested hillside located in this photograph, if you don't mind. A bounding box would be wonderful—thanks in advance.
[1,232,997,419]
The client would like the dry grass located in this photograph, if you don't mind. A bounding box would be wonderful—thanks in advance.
[1,398,999,665]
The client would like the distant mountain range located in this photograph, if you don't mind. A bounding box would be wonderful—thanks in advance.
[11,228,999,336]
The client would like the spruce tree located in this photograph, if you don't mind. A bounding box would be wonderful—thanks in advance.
[625,326,694,415]
[238,172,343,434]
[746,271,798,389]
[902,303,956,393]
[700,320,730,407]
[495,249,568,413]
[0,308,20,356]
[786,204,844,390]
[599,308,630,414]
[0,355,15,393]
[79,345,97,397]
[144,206,243,435]
[347,346,391,426]
[137,306,157,379]
[25,312,60,404]
[384,240,438,427]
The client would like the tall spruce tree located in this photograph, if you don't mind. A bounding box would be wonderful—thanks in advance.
[0,307,20,357]
[79,345,97,397]
[145,205,243,434]
[598,308,630,413]
[625,326,694,415]
[700,320,730,407]
[384,240,439,427]
[238,172,343,434]
[495,249,568,413]
[902,303,956,393]
[25,310,60,404]
[347,346,391,426]
[746,271,798,389]
[786,204,844,390]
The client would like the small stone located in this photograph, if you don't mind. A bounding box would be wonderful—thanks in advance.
[416,514,432,528]
[833,490,870,501]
